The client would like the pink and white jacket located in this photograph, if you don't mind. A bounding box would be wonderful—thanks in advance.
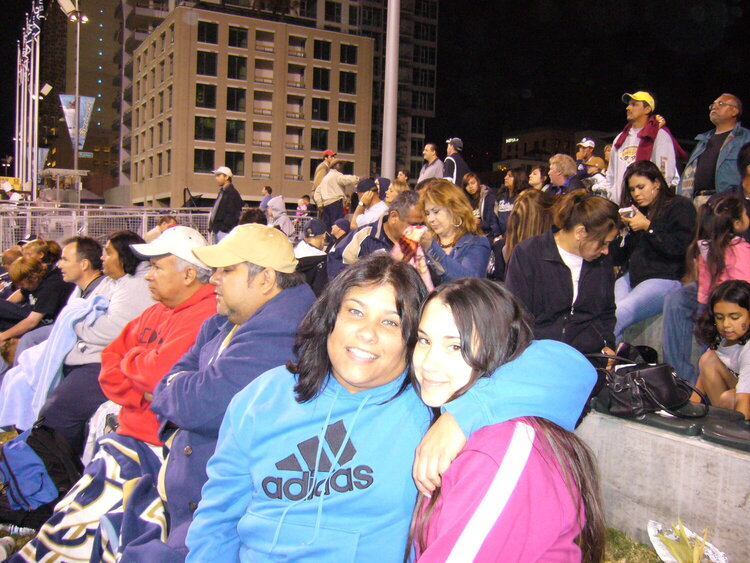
[415,418,584,562]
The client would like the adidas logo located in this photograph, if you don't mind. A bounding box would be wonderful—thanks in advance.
[262,420,374,501]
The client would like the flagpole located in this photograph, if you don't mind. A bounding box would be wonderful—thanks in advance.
[20,28,27,189]
[32,31,40,199]
[14,41,21,178]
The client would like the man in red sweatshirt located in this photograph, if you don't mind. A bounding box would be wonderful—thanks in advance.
[14,226,217,563]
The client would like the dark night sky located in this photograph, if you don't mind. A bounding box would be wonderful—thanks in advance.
[1,0,748,171]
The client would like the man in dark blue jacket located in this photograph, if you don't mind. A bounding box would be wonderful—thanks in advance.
[124,224,316,561]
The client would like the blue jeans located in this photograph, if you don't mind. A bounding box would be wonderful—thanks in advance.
[662,282,706,385]
[614,273,682,341]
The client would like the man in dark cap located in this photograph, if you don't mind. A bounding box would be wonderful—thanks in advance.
[443,137,470,184]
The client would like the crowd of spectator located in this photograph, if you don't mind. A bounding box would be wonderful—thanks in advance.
[0,88,749,562]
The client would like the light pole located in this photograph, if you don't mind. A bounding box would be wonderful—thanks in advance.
[57,0,87,203]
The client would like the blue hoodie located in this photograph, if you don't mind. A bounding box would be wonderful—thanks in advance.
[185,339,595,562]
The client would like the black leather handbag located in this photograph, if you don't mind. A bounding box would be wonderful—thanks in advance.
[589,354,709,418]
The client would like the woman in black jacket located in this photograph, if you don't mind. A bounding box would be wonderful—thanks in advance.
[505,190,622,356]
[612,161,697,340]
[461,172,501,239]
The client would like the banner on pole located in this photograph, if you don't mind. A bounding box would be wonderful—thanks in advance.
[59,95,96,151]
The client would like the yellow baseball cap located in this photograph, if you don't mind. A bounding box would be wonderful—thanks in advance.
[192,224,298,273]
[622,91,655,110]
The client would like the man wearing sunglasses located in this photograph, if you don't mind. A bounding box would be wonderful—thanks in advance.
[679,93,750,198]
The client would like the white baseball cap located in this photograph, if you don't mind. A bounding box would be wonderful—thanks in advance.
[213,166,232,177]
[130,226,209,269]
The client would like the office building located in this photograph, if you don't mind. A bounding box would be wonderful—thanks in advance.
[130,5,373,206]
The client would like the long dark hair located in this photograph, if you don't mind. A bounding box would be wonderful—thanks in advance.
[695,280,750,348]
[620,160,675,219]
[553,190,622,245]
[408,279,605,563]
[288,253,428,403]
[687,196,746,289]
[502,167,531,199]
[461,172,482,209]
[108,230,146,275]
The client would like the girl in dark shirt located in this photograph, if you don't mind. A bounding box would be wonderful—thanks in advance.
[612,161,697,340]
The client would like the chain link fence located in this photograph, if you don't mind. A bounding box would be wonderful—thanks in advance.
[0,203,307,249]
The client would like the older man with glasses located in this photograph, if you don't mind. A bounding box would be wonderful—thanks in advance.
[679,93,750,198]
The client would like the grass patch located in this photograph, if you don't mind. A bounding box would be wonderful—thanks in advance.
[605,527,661,562]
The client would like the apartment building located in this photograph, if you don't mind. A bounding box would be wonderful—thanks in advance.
[129,5,373,206]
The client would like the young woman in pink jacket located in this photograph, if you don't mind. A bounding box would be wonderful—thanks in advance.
[409,278,605,562]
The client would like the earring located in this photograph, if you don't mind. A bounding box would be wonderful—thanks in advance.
[453,217,463,228]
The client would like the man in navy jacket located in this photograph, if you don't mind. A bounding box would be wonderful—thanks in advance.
[125,224,316,561]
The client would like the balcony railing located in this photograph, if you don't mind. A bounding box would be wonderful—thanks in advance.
[286,111,304,119]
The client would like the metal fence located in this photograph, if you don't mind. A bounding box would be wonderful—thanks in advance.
[0,202,308,249]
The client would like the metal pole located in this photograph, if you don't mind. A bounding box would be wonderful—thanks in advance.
[32,33,40,200]
[14,42,20,178]
[380,0,400,179]
[74,1,81,205]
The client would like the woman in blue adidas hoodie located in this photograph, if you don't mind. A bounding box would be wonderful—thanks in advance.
[186,254,597,562]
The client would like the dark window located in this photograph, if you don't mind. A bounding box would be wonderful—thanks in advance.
[194,149,214,173]
[228,26,248,48]
[337,131,355,154]
[197,51,217,76]
[226,119,246,143]
[313,40,331,61]
[227,87,246,112]
[340,44,357,65]
[197,21,218,44]
[414,22,437,42]
[415,0,438,18]
[313,67,330,91]
[225,151,245,176]
[349,6,358,25]
[227,55,247,80]
[195,83,216,108]
[413,45,436,65]
[311,98,329,121]
[411,91,435,111]
[361,7,382,27]
[339,71,356,94]
[411,116,426,134]
[412,68,435,88]
[194,116,216,141]
[324,1,341,23]
[338,101,355,123]
[311,128,328,151]
[310,158,323,180]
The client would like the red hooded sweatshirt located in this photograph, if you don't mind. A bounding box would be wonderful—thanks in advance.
[99,283,216,445]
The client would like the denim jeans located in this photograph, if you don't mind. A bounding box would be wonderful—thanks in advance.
[661,282,706,384]
[614,273,682,341]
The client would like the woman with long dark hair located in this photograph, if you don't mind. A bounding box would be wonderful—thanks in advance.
[612,160,696,341]
[186,254,598,562]
[506,190,621,356]
[496,167,531,234]
[409,278,604,562]
[461,172,501,239]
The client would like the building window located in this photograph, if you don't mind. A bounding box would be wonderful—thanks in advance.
[337,131,355,154]
[361,6,382,27]
[340,44,357,65]
[158,121,163,144]
[226,119,246,143]
[194,149,215,173]
[411,91,435,111]
[349,6,359,25]
[158,91,164,113]
[413,68,436,88]
[338,101,355,124]
[157,152,163,175]
[195,83,216,108]
[324,1,341,23]
[311,98,329,121]
[166,149,171,173]
[196,51,217,76]
[413,45,436,65]
[195,116,216,141]
[197,21,218,44]
[414,22,437,42]
[339,71,356,94]
[227,55,247,80]
[311,128,328,151]
[313,67,330,91]
[167,118,172,141]
[225,151,245,176]
[411,116,426,134]
[415,0,438,18]
[313,40,331,61]
[228,26,248,48]
[227,87,246,112]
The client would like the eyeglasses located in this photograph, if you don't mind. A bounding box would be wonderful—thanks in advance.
[709,101,738,110]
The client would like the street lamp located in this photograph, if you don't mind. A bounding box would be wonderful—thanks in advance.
[57,0,87,203]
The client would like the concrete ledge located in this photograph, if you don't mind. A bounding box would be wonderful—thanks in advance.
[576,411,749,561]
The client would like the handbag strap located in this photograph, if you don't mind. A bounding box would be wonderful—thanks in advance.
[585,352,643,365]
[634,376,709,419]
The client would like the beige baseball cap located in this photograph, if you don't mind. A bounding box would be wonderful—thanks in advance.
[192,223,298,273]
[130,226,209,269]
